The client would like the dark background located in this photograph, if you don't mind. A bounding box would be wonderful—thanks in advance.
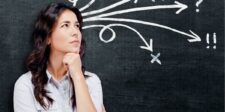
[0,0,224,112]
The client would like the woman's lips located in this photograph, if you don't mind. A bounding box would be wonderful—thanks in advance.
[70,40,80,46]
[70,40,80,43]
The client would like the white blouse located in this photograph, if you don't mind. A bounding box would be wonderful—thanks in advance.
[13,70,103,112]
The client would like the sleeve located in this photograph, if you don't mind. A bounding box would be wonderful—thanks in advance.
[88,74,104,112]
[13,75,37,112]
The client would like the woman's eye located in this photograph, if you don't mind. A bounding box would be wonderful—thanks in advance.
[61,24,69,28]
[75,24,80,28]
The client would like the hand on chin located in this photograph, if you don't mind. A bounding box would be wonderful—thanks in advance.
[68,47,80,54]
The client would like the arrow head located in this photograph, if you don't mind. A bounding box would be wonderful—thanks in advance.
[140,39,153,52]
[188,30,201,42]
[175,1,188,14]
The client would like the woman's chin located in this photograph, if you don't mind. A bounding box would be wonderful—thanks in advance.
[64,47,80,54]
[70,48,80,54]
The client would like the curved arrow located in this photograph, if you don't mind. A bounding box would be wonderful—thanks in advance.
[68,0,78,6]
[83,17,201,42]
[83,24,153,52]
[82,24,116,43]
[68,0,95,12]
[79,0,95,11]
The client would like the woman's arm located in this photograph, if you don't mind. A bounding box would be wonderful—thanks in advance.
[63,53,96,112]
[71,70,97,112]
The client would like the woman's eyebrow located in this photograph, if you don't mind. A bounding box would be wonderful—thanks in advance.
[60,21,70,24]
[60,21,79,24]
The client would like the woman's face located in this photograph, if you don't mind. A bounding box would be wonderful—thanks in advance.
[48,9,82,54]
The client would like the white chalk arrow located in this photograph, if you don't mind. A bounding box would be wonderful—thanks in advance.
[140,39,153,52]
[83,1,188,19]
[79,0,95,11]
[83,24,153,52]
[105,24,153,52]
[68,0,78,7]
[174,1,188,14]
[82,0,131,16]
[84,17,201,42]
[188,30,201,42]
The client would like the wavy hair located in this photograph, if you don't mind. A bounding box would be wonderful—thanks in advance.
[26,3,85,109]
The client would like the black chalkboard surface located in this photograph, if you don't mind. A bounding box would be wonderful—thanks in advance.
[0,0,224,112]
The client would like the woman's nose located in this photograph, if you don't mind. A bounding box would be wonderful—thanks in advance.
[71,27,79,37]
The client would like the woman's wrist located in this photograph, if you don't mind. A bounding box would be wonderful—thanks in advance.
[69,68,84,82]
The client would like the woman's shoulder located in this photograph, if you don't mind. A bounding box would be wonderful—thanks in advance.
[84,71,101,84]
[14,71,33,88]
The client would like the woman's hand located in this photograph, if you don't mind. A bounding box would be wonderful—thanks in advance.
[62,53,83,80]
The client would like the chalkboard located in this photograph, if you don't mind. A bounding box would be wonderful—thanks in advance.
[0,0,224,112]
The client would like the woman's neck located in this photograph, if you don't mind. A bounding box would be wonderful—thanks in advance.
[47,50,67,81]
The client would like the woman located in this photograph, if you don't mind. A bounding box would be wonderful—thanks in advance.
[13,3,105,112]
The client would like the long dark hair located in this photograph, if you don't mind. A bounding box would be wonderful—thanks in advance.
[26,3,85,109]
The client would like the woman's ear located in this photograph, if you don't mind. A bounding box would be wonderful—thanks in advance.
[47,38,51,45]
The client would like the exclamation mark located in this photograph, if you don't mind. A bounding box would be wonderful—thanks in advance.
[213,32,217,49]
[206,33,210,49]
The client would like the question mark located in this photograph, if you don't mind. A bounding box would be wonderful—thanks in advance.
[196,0,203,12]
